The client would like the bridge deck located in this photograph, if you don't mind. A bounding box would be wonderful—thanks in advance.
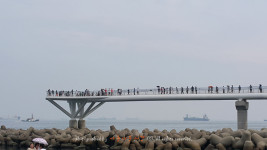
[46,93,267,102]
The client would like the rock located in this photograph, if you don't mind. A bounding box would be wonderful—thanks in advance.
[155,144,165,150]
[221,136,234,147]
[251,133,267,150]
[230,130,242,138]
[0,125,6,130]
[132,140,142,150]
[243,141,254,150]
[164,142,172,150]
[121,139,131,150]
[233,130,251,149]
[145,141,154,150]
[204,144,215,150]
[129,143,136,150]
[216,143,226,150]
[183,140,201,150]
[171,140,179,149]
[210,134,222,145]
[110,125,116,131]
[210,134,234,147]
[61,143,76,148]
[195,138,207,147]
[110,145,122,150]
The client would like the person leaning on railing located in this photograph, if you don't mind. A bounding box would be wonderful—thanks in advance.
[259,84,263,93]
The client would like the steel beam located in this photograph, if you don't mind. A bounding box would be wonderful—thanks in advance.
[48,100,72,118]
[83,102,105,118]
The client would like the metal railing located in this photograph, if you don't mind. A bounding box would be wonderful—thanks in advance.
[46,85,267,97]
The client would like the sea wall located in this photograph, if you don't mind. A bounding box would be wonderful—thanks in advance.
[1,125,267,150]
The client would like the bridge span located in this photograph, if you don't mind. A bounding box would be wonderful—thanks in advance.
[45,86,267,130]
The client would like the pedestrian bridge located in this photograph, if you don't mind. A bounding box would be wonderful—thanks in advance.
[45,86,267,130]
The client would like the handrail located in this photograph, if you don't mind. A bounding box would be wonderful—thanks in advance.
[46,85,266,97]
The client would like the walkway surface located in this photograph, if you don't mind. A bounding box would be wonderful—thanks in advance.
[46,85,267,102]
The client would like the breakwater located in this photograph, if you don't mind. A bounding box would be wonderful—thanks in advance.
[1,125,267,150]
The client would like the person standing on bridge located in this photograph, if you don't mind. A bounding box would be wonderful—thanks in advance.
[259,84,263,93]
[47,89,51,96]
[134,88,136,95]
[127,89,130,95]
[238,85,241,93]
[181,87,184,94]
[216,86,219,94]
[176,87,179,94]
[157,86,160,94]
[186,86,189,94]
[223,86,225,93]
[210,86,213,93]
[105,88,107,96]
[195,86,197,94]
[227,85,230,93]
[249,85,253,93]
[191,86,194,94]
[231,85,234,93]
[111,88,114,96]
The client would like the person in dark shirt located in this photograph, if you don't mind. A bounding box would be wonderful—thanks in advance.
[259,84,263,93]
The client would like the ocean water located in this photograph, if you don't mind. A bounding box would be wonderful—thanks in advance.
[1,119,267,131]
[1,119,267,150]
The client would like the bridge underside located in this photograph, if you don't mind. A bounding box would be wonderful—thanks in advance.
[48,100,105,128]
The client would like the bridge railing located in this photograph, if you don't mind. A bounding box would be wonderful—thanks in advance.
[46,86,267,97]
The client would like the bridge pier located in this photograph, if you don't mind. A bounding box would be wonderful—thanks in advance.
[78,119,86,129]
[69,119,78,129]
[235,100,249,130]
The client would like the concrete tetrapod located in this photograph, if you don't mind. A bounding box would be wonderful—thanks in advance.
[251,133,267,150]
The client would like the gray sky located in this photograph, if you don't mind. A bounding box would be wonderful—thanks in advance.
[1,0,267,121]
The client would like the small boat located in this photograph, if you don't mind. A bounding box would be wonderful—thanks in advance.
[184,114,209,121]
[21,114,39,122]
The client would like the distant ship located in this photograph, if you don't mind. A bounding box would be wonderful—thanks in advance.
[21,114,39,122]
[184,114,209,121]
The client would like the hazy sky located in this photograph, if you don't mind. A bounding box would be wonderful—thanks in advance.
[1,0,267,122]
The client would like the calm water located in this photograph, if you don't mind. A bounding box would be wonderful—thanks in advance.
[1,119,267,150]
[1,119,267,131]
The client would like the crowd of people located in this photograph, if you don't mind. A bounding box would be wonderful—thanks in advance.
[47,84,264,97]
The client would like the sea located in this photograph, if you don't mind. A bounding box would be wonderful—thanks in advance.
[1,119,267,150]
[1,119,267,131]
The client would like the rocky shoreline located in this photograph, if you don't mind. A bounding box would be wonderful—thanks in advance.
[1,125,267,150]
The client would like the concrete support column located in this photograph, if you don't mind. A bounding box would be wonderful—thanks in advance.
[69,101,76,116]
[69,119,78,129]
[78,119,86,129]
[77,102,85,117]
[235,100,249,130]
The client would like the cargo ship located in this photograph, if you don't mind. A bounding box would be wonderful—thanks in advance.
[184,114,209,121]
